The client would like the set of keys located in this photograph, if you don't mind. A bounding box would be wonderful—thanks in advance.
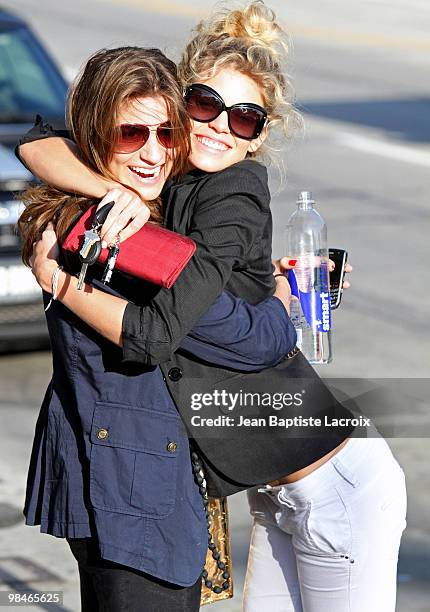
[77,201,120,290]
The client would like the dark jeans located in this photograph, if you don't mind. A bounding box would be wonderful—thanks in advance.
[68,537,202,612]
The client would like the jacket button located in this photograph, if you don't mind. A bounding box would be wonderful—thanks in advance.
[168,367,183,382]
[167,442,177,453]
[97,428,109,440]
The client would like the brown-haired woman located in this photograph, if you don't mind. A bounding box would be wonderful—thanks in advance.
[18,43,296,612]
[19,44,191,256]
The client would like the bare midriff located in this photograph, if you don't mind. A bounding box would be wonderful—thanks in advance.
[268,437,350,486]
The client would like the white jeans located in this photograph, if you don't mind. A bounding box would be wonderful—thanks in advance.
[243,436,407,612]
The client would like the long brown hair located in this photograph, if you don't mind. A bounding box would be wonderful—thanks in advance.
[19,46,191,266]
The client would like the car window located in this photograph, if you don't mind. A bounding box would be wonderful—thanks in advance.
[0,27,66,123]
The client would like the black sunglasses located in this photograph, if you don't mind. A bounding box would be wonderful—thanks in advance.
[184,83,268,141]
[114,122,176,153]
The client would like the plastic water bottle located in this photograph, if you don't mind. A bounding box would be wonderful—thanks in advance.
[285,191,332,364]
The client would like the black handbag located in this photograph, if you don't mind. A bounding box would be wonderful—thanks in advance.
[178,347,357,498]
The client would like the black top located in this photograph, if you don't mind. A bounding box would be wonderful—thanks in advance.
[122,159,275,364]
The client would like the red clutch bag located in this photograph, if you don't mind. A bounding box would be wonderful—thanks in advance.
[62,203,196,288]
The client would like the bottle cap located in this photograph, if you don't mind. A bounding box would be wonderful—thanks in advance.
[297,191,315,208]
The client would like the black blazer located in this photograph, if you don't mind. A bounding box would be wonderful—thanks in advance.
[121,160,353,496]
[122,159,276,361]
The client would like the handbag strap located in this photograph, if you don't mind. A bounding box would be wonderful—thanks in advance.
[191,452,231,595]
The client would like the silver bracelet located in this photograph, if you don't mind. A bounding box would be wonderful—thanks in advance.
[44,265,63,312]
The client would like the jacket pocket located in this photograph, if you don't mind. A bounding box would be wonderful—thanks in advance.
[89,401,180,519]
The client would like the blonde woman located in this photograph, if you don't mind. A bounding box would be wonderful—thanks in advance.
[21,2,405,611]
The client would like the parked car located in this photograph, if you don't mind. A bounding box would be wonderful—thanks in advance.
[0,7,67,349]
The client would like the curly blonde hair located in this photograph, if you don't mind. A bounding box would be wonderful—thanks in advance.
[178,1,301,163]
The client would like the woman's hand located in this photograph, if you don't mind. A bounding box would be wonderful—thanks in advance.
[97,188,151,247]
[273,257,297,276]
[271,255,353,315]
[339,261,353,289]
[30,223,59,292]
[272,259,296,314]
[276,256,353,289]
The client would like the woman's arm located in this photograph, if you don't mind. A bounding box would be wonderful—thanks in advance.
[32,167,275,365]
[180,285,295,371]
[32,225,293,361]
[17,117,110,198]
[20,137,111,199]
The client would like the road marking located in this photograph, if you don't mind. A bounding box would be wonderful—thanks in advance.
[336,132,430,167]
[287,23,430,52]
[99,0,207,19]
[99,0,430,52]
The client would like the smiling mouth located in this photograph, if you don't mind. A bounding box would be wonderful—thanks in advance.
[129,165,164,181]
[195,135,230,152]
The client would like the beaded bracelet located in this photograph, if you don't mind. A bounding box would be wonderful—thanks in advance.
[44,265,63,312]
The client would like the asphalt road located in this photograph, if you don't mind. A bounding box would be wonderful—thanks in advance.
[1,1,429,610]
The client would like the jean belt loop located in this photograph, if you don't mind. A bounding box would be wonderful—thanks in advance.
[332,456,360,487]
[277,488,297,510]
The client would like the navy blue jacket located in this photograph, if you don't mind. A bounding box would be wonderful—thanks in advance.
[25,285,294,586]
